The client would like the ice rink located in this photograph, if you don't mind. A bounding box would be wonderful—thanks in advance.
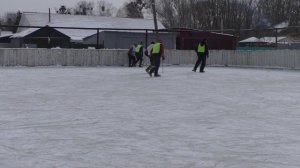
[0,66,300,168]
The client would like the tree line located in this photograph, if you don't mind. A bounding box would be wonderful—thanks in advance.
[156,0,300,30]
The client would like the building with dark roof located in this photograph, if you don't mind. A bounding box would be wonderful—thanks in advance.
[170,28,236,50]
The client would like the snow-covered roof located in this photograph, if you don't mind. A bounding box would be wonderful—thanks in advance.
[274,22,289,29]
[0,31,13,38]
[209,31,235,37]
[14,12,165,41]
[168,27,235,37]
[259,37,287,43]
[240,36,287,43]
[239,37,262,43]
[11,28,39,38]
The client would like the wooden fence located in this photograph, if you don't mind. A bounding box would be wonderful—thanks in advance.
[0,49,299,69]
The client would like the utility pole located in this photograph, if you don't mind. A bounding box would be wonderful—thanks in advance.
[221,17,223,33]
[49,8,51,23]
[151,0,158,38]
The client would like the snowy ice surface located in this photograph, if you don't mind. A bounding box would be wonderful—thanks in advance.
[0,66,300,168]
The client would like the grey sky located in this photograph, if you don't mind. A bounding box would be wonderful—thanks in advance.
[0,0,127,16]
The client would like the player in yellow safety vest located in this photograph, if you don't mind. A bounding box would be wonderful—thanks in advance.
[147,40,165,77]
[145,42,155,72]
[134,41,144,67]
[193,39,209,73]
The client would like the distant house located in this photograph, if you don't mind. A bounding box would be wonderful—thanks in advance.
[10,12,176,49]
[171,28,236,50]
[0,30,13,48]
[277,38,300,49]
[84,31,176,49]
[11,26,70,48]
[238,36,300,50]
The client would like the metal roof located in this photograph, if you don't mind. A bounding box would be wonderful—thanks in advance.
[14,12,165,41]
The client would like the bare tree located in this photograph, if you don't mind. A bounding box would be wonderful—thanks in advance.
[1,11,21,32]
[157,0,256,30]
[116,7,127,17]
[122,0,147,18]
[289,0,300,26]
[56,5,72,14]
[156,0,192,28]
[96,0,117,17]
[74,1,95,15]
[256,0,300,26]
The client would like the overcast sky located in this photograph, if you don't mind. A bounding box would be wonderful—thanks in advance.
[0,0,127,16]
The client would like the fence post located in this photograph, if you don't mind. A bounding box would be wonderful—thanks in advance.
[96,28,100,49]
[275,28,278,49]
[145,30,148,47]
[47,26,51,49]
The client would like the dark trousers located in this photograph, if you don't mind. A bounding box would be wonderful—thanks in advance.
[193,53,207,72]
[149,54,161,76]
[146,56,154,71]
[128,53,136,67]
[135,53,143,67]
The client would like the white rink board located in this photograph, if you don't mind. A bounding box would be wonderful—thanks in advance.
[0,49,300,69]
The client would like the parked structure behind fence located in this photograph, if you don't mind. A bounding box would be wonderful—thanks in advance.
[0,49,299,69]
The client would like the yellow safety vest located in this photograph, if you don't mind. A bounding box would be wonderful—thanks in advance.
[197,44,205,53]
[135,44,142,53]
[152,43,161,54]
